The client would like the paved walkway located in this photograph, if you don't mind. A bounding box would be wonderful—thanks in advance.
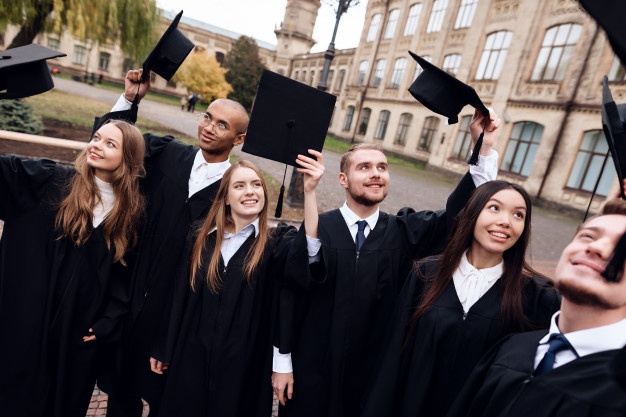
[39,77,582,415]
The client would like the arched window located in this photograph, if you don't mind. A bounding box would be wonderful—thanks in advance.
[531,23,581,81]
[336,69,346,91]
[372,59,386,87]
[418,116,439,151]
[451,115,473,160]
[404,4,423,36]
[476,31,512,80]
[608,56,626,81]
[390,58,407,88]
[454,0,478,29]
[343,106,355,131]
[426,0,448,33]
[384,9,400,39]
[501,121,544,177]
[413,55,432,80]
[375,110,391,140]
[566,130,616,196]
[395,113,413,146]
[367,14,382,42]
[442,54,461,76]
[357,61,369,86]
[358,108,372,135]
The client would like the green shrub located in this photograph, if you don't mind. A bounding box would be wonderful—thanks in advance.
[0,99,43,134]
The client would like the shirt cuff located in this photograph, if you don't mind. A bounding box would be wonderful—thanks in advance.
[111,93,132,112]
[273,346,293,373]
[306,235,321,263]
[469,150,498,187]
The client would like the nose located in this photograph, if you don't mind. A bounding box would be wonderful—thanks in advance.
[586,236,614,259]
[496,213,511,227]
[244,184,255,194]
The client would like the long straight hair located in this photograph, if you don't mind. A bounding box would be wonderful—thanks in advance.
[189,160,270,293]
[55,120,146,265]
[406,181,541,341]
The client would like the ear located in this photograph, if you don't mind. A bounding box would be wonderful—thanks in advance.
[233,133,245,147]
[338,172,348,189]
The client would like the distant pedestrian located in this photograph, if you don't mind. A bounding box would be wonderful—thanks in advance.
[180,95,187,111]
[187,92,198,112]
[98,74,104,84]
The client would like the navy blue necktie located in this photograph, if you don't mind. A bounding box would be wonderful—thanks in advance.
[534,333,572,376]
[355,220,367,251]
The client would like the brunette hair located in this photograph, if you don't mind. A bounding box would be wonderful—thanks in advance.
[339,143,384,172]
[406,181,541,341]
[189,160,270,293]
[55,120,146,265]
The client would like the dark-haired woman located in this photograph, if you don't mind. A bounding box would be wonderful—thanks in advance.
[149,153,324,417]
[0,120,146,417]
[361,181,560,417]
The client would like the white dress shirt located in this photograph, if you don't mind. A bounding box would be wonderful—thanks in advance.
[452,251,503,312]
[534,312,626,370]
[93,176,115,228]
[188,151,230,197]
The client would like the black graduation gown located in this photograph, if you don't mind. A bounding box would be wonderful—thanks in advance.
[0,156,130,417]
[447,331,626,417]
[281,173,477,417]
[150,223,302,417]
[610,345,626,392]
[360,261,560,417]
[100,135,221,398]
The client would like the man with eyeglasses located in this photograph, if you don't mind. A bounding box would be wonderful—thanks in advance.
[100,69,249,417]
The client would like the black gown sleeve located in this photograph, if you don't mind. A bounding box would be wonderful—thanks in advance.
[143,133,177,161]
[0,155,58,221]
[90,261,132,342]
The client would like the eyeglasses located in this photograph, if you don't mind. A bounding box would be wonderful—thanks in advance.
[197,113,228,138]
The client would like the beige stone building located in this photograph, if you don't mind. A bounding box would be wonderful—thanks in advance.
[2,0,625,213]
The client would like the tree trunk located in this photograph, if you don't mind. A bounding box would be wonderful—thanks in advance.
[7,2,54,49]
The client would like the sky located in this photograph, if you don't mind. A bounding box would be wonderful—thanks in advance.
[156,0,368,52]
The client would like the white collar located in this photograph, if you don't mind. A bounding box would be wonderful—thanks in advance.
[192,150,231,174]
[457,251,503,283]
[540,312,626,358]
[210,217,260,238]
[339,202,379,230]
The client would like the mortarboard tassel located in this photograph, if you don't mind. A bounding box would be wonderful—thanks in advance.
[275,165,288,218]
[602,230,626,283]
[467,130,484,166]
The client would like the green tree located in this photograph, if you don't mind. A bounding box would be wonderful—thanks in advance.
[173,51,233,103]
[0,0,158,63]
[0,100,43,135]
[223,36,266,111]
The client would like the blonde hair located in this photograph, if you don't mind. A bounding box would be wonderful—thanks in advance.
[189,160,270,293]
[55,120,146,264]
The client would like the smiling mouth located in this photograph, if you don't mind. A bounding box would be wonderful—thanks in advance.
[489,231,509,239]
[89,152,103,159]
[366,184,383,188]
[242,199,258,206]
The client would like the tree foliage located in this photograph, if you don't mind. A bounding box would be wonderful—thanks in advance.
[223,36,266,112]
[172,50,233,103]
[0,99,43,135]
[0,0,158,63]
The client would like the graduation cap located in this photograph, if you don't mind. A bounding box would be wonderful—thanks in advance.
[408,51,489,165]
[601,77,626,199]
[0,44,66,99]
[579,0,626,66]
[243,69,336,217]
[141,10,195,82]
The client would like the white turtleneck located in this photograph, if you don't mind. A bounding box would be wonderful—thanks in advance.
[93,176,116,228]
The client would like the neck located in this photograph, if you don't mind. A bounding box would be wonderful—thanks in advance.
[201,149,230,164]
[230,215,258,234]
[94,170,113,183]
[346,199,379,219]
[466,245,503,270]
[558,300,626,333]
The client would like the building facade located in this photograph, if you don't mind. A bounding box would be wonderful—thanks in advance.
[2,0,625,213]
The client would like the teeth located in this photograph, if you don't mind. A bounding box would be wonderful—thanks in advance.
[490,232,508,238]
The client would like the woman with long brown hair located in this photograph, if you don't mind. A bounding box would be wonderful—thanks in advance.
[149,153,324,417]
[361,180,560,417]
[0,120,146,417]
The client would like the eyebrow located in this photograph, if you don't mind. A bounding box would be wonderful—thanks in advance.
[488,197,526,210]
[206,112,230,129]
[106,137,121,146]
